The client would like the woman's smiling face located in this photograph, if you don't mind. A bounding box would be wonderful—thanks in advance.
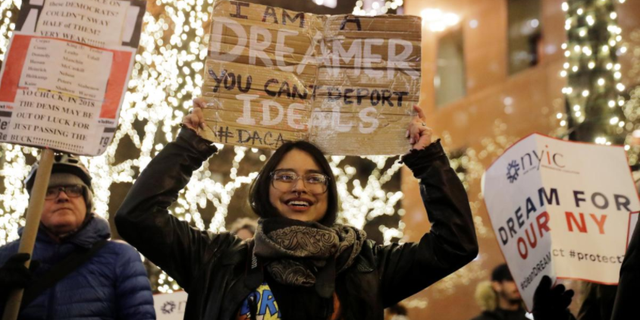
[269,149,328,223]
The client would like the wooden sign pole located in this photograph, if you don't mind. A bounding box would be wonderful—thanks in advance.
[2,148,55,320]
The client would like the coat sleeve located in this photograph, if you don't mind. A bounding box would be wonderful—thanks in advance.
[114,243,156,320]
[577,282,617,320]
[115,127,228,291]
[375,140,478,306]
[610,217,640,320]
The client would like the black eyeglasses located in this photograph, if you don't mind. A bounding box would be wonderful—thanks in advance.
[45,185,83,200]
[270,170,330,195]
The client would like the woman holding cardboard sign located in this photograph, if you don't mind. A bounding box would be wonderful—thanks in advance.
[115,98,478,320]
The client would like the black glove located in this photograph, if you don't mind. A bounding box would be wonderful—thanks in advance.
[0,253,39,296]
[532,275,575,320]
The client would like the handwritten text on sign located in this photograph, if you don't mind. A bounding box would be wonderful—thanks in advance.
[199,0,422,155]
[482,133,640,311]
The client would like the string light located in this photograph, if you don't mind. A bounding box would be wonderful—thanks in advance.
[352,0,403,16]
[559,0,628,147]
[419,8,460,32]
[0,0,18,64]
[426,121,517,300]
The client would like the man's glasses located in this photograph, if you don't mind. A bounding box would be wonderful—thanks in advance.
[45,185,83,200]
[270,170,329,195]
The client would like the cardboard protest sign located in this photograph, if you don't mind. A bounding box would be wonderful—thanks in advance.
[0,0,146,156]
[198,0,421,155]
[482,133,640,310]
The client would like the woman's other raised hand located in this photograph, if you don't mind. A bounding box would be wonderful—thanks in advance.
[182,97,207,131]
[406,105,433,151]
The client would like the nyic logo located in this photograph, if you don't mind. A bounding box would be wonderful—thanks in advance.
[161,301,176,314]
[506,145,565,183]
[506,160,520,183]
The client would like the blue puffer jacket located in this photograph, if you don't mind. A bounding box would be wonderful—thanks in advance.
[0,214,156,319]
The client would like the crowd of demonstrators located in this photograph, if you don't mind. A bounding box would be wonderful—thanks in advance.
[0,115,635,320]
[0,154,155,319]
[114,98,479,320]
[0,113,634,320]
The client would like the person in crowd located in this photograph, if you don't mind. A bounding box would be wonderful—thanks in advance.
[577,282,617,320]
[229,217,258,240]
[527,182,640,320]
[527,217,637,320]
[385,302,410,320]
[471,263,576,320]
[471,263,529,320]
[610,216,639,320]
[532,275,575,320]
[115,98,478,319]
[0,154,156,319]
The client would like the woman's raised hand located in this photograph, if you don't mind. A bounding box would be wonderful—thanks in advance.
[406,105,433,151]
[182,97,207,131]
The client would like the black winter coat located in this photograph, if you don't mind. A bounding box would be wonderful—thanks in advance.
[115,128,478,320]
[611,216,640,320]
[470,309,529,320]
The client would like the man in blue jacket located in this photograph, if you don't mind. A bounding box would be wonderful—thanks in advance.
[0,154,155,319]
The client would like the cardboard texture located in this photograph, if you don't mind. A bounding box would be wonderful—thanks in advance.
[201,0,422,155]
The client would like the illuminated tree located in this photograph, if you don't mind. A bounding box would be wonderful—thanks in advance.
[560,0,628,145]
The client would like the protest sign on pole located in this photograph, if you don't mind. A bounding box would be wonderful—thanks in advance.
[1,149,53,320]
[0,0,146,156]
[482,133,640,310]
[0,1,145,319]
[197,0,422,155]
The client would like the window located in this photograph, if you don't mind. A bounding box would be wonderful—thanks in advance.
[435,27,466,107]
[507,0,542,75]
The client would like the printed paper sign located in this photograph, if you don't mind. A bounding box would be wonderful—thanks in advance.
[482,133,640,310]
[6,89,101,154]
[154,291,188,320]
[18,38,113,100]
[35,0,128,48]
[0,0,146,156]
[198,0,422,155]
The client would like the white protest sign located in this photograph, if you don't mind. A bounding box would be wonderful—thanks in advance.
[482,133,640,310]
[154,291,188,320]
[0,0,146,156]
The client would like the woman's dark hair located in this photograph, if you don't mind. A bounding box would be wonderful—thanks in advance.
[249,140,338,226]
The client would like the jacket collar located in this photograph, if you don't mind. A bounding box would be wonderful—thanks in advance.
[18,213,111,248]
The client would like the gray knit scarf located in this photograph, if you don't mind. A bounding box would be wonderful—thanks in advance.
[253,217,367,298]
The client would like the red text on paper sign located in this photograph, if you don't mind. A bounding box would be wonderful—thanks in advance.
[497,188,633,259]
